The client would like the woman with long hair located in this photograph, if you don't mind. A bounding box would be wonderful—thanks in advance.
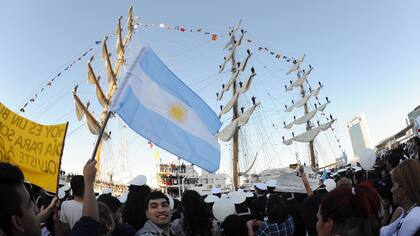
[380,159,420,236]
[316,182,381,236]
[122,184,151,230]
[171,190,219,236]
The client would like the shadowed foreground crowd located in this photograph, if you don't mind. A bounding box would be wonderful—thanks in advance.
[0,140,419,236]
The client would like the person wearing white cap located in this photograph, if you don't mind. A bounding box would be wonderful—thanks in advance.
[101,188,112,195]
[266,179,277,195]
[122,175,152,231]
[211,187,222,198]
[250,183,268,221]
[229,191,252,222]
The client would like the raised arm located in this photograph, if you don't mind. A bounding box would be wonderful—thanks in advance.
[82,159,99,221]
[299,165,314,196]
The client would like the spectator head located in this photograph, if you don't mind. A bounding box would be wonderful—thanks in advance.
[70,175,84,197]
[385,148,403,172]
[122,184,151,230]
[353,171,366,185]
[331,217,376,236]
[336,177,352,188]
[181,190,212,235]
[254,183,267,195]
[317,183,380,236]
[144,191,172,228]
[221,215,247,236]
[390,159,420,206]
[266,195,289,224]
[0,163,40,236]
[97,194,122,223]
[380,169,388,179]
[98,202,115,235]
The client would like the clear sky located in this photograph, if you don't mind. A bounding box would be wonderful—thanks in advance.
[1,0,420,185]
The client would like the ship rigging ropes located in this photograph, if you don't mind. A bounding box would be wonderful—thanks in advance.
[15,11,342,179]
[15,11,233,181]
[218,33,343,170]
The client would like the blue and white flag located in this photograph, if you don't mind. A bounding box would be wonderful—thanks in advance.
[111,46,222,172]
[342,151,348,164]
[321,168,328,182]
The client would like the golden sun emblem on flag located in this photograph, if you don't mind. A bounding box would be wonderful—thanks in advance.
[169,103,187,123]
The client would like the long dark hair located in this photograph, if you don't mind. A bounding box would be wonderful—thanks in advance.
[181,190,213,236]
[122,185,151,230]
[266,195,289,224]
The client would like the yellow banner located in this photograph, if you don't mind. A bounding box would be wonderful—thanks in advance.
[0,103,68,193]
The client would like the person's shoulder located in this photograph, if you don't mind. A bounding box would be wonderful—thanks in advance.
[410,206,420,214]
[114,223,136,236]
[134,231,153,236]
[62,200,82,211]
[136,221,158,236]
[60,200,72,211]
[404,207,420,225]
[260,221,270,229]
[62,199,77,206]
[170,219,183,234]
[61,199,71,206]
[68,216,100,236]
[171,218,182,225]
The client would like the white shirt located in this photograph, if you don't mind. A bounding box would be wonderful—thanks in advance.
[380,206,420,236]
[60,200,83,229]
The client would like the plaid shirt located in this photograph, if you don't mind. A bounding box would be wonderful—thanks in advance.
[255,216,295,236]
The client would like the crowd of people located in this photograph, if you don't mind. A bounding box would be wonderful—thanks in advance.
[0,137,419,236]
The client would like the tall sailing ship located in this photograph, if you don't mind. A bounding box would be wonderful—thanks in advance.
[71,7,136,193]
[21,7,344,194]
[216,21,344,190]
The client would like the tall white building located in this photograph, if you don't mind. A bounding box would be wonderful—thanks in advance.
[347,113,372,161]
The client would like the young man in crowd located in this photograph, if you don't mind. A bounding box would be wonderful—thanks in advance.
[0,163,40,236]
[60,175,85,233]
[135,191,172,236]
[0,159,101,236]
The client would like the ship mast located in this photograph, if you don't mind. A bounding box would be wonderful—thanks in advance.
[282,58,336,168]
[230,34,239,189]
[72,6,136,181]
[217,20,259,189]
[300,84,316,168]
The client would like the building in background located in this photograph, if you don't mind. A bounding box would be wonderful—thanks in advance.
[376,105,419,151]
[347,113,372,161]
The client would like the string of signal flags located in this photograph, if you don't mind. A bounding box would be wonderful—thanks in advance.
[138,21,299,63]
[18,42,101,114]
[18,20,299,114]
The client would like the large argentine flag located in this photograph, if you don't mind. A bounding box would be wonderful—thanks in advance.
[111,46,222,172]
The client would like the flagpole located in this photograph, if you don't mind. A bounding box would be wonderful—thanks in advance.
[90,111,112,161]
